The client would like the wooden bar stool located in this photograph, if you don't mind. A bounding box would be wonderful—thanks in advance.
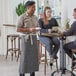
[71,49,76,76]
[37,40,40,64]
[40,43,47,76]
[38,40,58,76]
[6,34,21,61]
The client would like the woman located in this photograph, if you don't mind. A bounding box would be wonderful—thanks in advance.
[39,6,60,64]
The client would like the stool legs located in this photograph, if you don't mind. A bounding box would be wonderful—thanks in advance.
[6,36,8,59]
[39,43,42,63]
[44,46,47,76]
[17,37,21,61]
[71,49,76,76]
[37,40,40,64]
[14,37,16,57]
[71,51,74,76]
[56,58,58,72]
[11,38,13,61]
[6,35,21,61]
[38,40,42,64]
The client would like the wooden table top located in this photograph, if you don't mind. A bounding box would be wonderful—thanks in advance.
[41,33,62,37]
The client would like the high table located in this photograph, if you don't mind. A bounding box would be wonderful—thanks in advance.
[41,33,75,76]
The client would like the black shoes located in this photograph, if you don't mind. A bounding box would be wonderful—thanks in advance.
[50,63,53,66]
[54,56,58,59]
[20,72,35,76]
[20,74,25,76]
[30,72,35,76]
[50,56,58,67]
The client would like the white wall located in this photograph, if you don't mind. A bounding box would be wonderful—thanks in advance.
[61,0,76,29]
[0,0,25,25]
[67,0,76,25]
[0,0,24,55]
[61,0,68,29]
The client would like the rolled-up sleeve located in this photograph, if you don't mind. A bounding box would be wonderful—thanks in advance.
[17,16,24,28]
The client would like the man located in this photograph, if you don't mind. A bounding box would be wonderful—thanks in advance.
[59,8,76,67]
[17,1,39,76]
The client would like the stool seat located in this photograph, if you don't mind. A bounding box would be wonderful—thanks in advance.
[73,60,76,63]
[6,34,21,61]
[7,34,19,36]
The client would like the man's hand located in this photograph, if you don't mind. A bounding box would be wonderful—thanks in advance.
[29,28,36,32]
[35,27,41,30]
[17,27,41,33]
[58,29,63,35]
[29,27,41,33]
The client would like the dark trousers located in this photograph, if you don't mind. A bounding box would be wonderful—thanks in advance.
[20,72,35,76]
[63,41,76,60]
[39,36,60,58]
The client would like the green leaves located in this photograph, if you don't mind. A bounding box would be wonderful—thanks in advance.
[16,2,26,16]
[66,18,70,29]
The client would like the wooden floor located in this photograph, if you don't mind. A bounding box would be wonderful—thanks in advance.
[0,55,74,76]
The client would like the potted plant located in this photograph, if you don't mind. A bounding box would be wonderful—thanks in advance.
[16,2,26,16]
[65,18,70,30]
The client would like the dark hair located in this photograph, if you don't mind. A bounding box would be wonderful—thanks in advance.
[74,8,76,12]
[43,6,51,24]
[25,1,35,7]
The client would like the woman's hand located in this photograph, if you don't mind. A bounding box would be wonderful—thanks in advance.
[48,29,52,34]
